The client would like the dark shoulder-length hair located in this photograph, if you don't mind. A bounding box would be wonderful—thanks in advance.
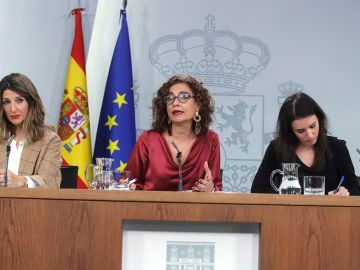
[0,73,45,143]
[151,75,215,136]
[274,91,330,169]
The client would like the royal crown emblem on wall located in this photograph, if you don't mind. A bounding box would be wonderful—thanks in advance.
[277,80,304,105]
[149,14,270,93]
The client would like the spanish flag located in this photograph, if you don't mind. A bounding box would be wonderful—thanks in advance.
[58,8,92,189]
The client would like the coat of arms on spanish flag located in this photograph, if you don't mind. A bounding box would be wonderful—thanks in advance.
[58,8,92,189]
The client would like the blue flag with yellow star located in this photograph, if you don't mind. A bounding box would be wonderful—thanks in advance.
[93,9,135,171]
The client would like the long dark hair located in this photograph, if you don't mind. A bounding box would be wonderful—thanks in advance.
[0,73,45,143]
[275,92,330,169]
[151,75,215,136]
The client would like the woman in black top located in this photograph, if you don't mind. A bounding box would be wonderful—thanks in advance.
[251,92,360,196]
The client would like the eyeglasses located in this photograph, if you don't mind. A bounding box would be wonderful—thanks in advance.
[163,92,195,105]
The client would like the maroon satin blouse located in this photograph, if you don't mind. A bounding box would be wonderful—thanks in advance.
[126,129,222,191]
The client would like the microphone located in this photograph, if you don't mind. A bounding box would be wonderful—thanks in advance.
[4,135,14,187]
[171,141,183,191]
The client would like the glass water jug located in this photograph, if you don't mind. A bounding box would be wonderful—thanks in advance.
[270,163,302,194]
[85,158,114,189]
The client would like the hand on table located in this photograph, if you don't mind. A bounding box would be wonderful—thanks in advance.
[328,186,349,196]
[0,169,27,187]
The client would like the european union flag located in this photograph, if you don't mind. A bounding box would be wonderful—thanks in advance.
[93,9,135,171]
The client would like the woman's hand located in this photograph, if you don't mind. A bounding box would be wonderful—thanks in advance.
[129,183,137,190]
[328,186,350,196]
[192,161,215,192]
[0,169,27,187]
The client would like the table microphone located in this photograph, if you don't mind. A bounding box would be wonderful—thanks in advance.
[4,135,14,187]
[171,141,183,191]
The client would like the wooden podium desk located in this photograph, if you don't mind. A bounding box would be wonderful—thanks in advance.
[0,189,359,270]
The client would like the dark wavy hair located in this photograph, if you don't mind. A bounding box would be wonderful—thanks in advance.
[152,75,215,136]
[275,92,330,169]
[0,73,45,143]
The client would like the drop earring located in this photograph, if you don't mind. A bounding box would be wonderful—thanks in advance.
[193,111,201,135]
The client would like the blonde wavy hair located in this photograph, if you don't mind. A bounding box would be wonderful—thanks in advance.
[0,73,45,143]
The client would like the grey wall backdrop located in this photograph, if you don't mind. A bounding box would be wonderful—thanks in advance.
[0,0,98,126]
[1,0,360,192]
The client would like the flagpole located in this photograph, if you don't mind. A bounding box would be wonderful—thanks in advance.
[122,0,127,10]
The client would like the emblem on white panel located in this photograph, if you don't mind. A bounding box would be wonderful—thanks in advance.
[166,241,214,270]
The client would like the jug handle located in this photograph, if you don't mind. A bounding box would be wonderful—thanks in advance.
[85,164,97,189]
[270,169,283,192]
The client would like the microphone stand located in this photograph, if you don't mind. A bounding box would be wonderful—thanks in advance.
[171,142,183,191]
[4,135,14,187]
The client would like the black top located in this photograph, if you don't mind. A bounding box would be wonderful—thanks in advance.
[251,136,360,195]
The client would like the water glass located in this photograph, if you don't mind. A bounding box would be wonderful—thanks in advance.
[303,176,325,195]
[110,170,131,190]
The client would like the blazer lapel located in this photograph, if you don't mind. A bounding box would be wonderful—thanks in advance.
[0,144,6,169]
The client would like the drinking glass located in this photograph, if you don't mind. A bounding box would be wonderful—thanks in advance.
[303,176,325,195]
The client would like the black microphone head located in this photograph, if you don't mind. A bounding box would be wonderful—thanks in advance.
[6,135,14,154]
[171,141,178,150]
[171,141,182,158]
[7,134,15,145]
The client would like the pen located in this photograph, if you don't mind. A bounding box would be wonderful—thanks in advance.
[335,176,344,193]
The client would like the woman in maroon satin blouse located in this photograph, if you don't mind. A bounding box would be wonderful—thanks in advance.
[126,75,222,191]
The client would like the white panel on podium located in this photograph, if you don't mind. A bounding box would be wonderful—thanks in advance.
[122,221,259,270]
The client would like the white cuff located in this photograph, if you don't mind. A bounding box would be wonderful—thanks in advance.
[25,176,37,188]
